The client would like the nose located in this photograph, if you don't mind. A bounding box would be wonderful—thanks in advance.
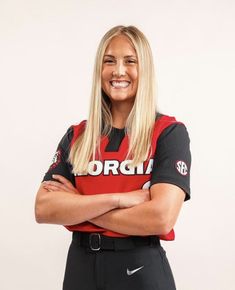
[112,60,126,77]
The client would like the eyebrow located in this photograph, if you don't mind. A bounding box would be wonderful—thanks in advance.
[104,54,137,58]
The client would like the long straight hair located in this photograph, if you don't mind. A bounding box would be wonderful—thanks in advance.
[69,25,157,175]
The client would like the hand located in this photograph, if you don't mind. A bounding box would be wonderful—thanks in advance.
[42,175,79,194]
[118,189,150,209]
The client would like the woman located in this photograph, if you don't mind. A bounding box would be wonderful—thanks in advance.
[35,25,191,290]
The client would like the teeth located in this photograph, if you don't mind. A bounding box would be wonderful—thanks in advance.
[111,81,130,88]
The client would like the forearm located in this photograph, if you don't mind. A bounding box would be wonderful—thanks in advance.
[35,190,119,225]
[89,200,166,236]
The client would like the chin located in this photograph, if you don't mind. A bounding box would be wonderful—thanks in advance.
[110,96,135,103]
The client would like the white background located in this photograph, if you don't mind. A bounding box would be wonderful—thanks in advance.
[0,1,234,289]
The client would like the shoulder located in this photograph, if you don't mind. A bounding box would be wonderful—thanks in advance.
[155,112,190,142]
[71,120,87,137]
[61,119,87,148]
[59,120,87,151]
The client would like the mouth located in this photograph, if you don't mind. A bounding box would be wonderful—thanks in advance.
[109,80,131,89]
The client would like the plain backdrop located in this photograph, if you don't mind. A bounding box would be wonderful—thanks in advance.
[0,1,234,290]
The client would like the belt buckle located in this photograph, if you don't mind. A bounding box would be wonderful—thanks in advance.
[89,233,101,251]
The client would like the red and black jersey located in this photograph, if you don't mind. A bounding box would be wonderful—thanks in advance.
[42,112,191,240]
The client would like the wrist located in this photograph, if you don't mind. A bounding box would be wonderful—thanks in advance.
[111,194,120,209]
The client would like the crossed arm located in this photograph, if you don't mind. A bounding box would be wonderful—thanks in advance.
[35,175,185,236]
[89,183,185,236]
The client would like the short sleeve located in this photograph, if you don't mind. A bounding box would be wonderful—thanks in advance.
[41,126,75,186]
[150,123,191,202]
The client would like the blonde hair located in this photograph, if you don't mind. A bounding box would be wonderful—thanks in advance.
[69,25,157,175]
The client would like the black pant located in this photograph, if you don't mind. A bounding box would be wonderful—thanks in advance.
[63,232,177,290]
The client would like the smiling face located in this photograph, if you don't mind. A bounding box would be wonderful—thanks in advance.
[101,35,138,106]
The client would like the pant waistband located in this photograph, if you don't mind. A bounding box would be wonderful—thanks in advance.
[72,231,160,251]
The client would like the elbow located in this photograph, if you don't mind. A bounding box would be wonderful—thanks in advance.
[159,215,175,236]
[160,223,173,236]
[35,206,44,224]
[35,203,45,224]
[150,210,174,236]
[34,195,50,224]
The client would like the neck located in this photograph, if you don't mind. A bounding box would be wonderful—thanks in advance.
[111,101,134,128]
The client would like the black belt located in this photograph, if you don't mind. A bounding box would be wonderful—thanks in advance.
[72,231,160,251]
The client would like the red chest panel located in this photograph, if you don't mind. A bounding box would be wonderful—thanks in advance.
[65,115,182,240]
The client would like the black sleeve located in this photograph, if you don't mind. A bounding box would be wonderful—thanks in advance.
[41,126,75,186]
[150,123,191,202]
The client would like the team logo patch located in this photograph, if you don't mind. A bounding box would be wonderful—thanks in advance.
[49,149,61,170]
[175,160,188,176]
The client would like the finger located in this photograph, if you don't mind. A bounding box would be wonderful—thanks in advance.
[43,180,69,192]
[43,180,64,188]
[43,184,74,193]
[43,184,64,192]
[52,175,75,190]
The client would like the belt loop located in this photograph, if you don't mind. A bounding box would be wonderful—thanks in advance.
[73,231,82,246]
[72,231,81,245]
[113,238,120,251]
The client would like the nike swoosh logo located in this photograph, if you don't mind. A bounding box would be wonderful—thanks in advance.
[127,266,144,276]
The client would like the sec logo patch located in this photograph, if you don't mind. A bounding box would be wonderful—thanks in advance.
[175,160,188,176]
